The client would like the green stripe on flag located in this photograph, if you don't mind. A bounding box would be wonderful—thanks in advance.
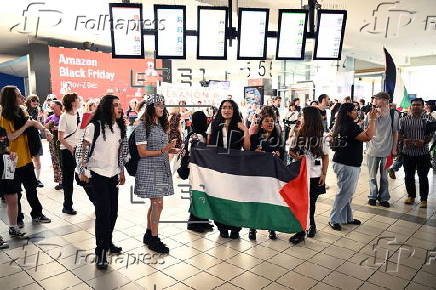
[190,190,303,233]
[400,87,411,109]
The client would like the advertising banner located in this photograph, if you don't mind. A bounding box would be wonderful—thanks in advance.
[49,47,165,108]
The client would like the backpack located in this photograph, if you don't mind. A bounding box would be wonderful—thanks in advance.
[177,132,204,180]
[125,130,139,176]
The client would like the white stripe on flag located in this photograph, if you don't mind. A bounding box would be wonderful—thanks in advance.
[189,163,288,207]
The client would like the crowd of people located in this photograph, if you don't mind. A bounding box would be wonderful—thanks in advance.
[0,85,434,271]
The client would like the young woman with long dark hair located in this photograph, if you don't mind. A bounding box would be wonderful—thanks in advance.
[248,106,284,241]
[135,94,176,254]
[288,106,329,244]
[329,103,377,231]
[76,94,128,269]
[207,99,250,239]
[0,85,51,226]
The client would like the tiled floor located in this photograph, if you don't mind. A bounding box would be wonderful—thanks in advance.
[1,141,435,289]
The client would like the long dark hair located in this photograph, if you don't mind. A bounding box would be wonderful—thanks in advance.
[332,103,355,138]
[296,106,324,157]
[211,99,242,133]
[141,102,169,134]
[90,94,126,140]
[0,85,27,124]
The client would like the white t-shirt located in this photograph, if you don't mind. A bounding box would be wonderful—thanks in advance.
[84,122,121,178]
[206,123,228,149]
[58,112,80,149]
[306,137,330,178]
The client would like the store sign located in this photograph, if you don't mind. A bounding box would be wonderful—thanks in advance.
[49,47,164,108]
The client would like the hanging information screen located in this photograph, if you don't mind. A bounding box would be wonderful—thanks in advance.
[313,10,347,60]
[237,8,269,60]
[109,3,144,59]
[197,7,228,60]
[276,9,308,60]
[155,5,186,59]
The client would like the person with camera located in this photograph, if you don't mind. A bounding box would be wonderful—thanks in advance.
[365,92,399,208]
[329,103,377,231]
[400,98,434,208]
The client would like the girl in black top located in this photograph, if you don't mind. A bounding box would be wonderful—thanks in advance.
[25,95,44,187]
[248,107,284,241]
[207,100,250,239]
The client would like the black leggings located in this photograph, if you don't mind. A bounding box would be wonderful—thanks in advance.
[61,149,76,209]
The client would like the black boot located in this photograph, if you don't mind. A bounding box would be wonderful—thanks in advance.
[269,230,278,240]
[143,229,152,245]
[307,226,316,238]
[219,230,229,238]
[230,230,240,239]
[148,236,169,254]
[289,231,305,245]
[248,229,257,240]
[95,249,108,270]
[187,223,205,233]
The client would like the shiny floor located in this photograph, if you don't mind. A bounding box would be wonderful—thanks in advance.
[0,141,435,290]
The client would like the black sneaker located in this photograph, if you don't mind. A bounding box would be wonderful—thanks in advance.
[347,219,362,225]
[0,236,9,249]
[219,230,229,238]
[148,236,169,254]
[143,231,152,245]
[229,230,240,239]
[55,184,63,190]
[368,199,377,206]
[37,180,44,188]
[328,222,342,231]
[95,249,108,270]
[289,231,305,244]
[248,229,256,241]
[269,230,278,240]
[9,227,27,239]
[307,226,317,238]
[109,243,122,254]
[379,201,390,208]
[62,208,77,215]
[32,215,51,224]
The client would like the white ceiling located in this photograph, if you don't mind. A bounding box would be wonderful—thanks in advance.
[0,0,435,65]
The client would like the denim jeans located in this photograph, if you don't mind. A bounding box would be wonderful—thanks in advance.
[330,162,361,224]
[367,156,390,202]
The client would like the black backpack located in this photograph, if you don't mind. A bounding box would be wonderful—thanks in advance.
[125,130,139,176]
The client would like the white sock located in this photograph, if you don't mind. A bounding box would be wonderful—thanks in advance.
[36,168,41,180]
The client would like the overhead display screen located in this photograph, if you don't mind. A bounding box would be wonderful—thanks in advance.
[276,9,308,60]
[155,5,186,59]
[197,7,228,59]
[237,8,269,60]
[109,3,144,59]
[313,10,347,60]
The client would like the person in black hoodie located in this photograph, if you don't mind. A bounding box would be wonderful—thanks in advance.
[177,111,214,233]
[206,100,250,239]
[248,106,284,241]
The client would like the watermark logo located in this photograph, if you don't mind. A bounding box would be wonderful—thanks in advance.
[9,2,63,38]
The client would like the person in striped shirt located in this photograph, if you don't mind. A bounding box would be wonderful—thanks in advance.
[400,98,435,208]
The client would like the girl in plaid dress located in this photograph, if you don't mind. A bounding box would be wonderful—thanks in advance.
[135,95,177,254]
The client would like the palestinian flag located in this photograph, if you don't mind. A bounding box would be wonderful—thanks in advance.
[189,148,309,233]
[384,48,410,110]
